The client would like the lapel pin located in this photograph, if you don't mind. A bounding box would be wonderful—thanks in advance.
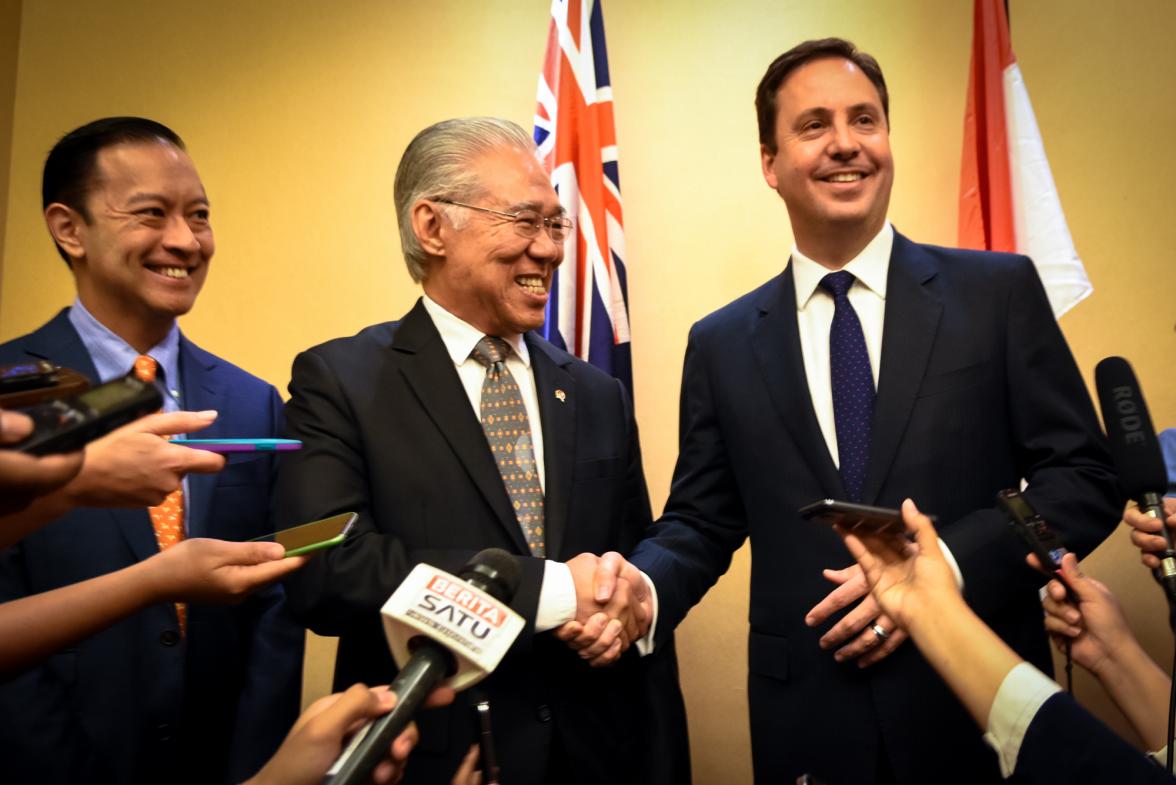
[554,389,566,403]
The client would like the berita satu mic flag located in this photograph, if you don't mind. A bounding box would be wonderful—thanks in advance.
[534,0,633,392]
[958,0,1092,317]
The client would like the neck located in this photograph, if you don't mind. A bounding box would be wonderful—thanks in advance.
[793,219,884,270]
[77,293,173,355]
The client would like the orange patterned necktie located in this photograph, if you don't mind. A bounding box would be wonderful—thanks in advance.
[132,355,187,635]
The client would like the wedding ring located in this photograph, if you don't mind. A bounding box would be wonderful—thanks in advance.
[871,623,890,641]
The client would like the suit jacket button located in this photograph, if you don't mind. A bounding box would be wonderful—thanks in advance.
[159,630,180,647]
[536,704,552,723]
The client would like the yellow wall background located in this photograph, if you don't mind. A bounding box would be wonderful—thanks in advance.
[2,2,1174,783]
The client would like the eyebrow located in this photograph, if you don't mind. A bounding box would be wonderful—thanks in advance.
[124,192,211,208]
[504,199,567,218]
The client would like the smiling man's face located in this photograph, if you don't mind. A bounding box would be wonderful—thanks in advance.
[70,140,213,338]
[761,56,893,261]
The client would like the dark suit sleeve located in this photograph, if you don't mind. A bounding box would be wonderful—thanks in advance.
[274,348,545,641]
[939,257,1122,621]
[1013,692,1175,784]
[631,327,750,646]
[226,386,304,783]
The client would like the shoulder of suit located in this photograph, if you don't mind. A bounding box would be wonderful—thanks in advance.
[180,336,278,396]
[690,272,787,341]
[296,321,401,359]
[901,237,1033,276]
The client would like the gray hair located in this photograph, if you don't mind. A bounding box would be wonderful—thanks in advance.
[394,117,537,282]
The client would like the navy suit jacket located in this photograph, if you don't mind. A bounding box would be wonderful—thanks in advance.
[1013,693,1176,784]
[275,300,690,785]
[0,309,304,785]
[630,234,1122,784]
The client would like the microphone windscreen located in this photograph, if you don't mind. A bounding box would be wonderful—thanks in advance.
[1095,356,1168,497]
[458,548,522,602]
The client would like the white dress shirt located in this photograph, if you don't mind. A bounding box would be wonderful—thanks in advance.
[420,295,573,632]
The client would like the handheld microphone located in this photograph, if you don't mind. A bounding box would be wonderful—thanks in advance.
[326,549,524,785]
[1094,357,1176,605]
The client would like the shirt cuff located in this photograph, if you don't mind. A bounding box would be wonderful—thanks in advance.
[1150,745,1171,768]
[938,538,965,591]
[982,662,1061,778]
[534,560,576,633]
[635,570,660,657]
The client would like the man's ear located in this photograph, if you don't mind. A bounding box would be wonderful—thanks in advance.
[44,203,87,265]
[760,144,780,190]
[411,200,447,257]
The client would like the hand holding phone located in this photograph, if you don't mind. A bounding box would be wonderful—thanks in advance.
[14,373,162,455]
[251,512,357,557]
[799,499,908,536]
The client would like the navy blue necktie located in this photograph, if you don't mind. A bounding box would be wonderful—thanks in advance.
[820,271,875,502]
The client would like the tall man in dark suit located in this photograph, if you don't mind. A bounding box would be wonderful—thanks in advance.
[0,117,303,784]
[274,117,689,785]
[609,39,1121,784]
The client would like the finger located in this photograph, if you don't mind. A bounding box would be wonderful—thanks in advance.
[857,624,908,667]
[1143,553,1161,570]
[565,612,610,651]
[579,617,625,659]
[312,682,388,734]
[0,449,85,496]
[1041,594,1080,625]
[1130,529,1169,553]
[0,410,35,442]
[554,620,583,642]
[453,744,481,784]
[423,685,456,709]
[134,409,219,437]
[901,499,938,548]
[589,636,625,667]
[390,722,419,762]
[1025,553,1043,573]
[820,594,879,649]
[231,557,311,594]
[593,551,626,603]
[1124,508,1164,533]
[805,567,868,625]
[166,443,227,475]
[1043,613,1082,638]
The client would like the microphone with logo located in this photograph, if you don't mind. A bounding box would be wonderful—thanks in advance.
[326,548,525,785]
[1094,356,1176,615]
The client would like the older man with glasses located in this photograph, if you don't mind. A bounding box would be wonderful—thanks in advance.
[273,117,690,785]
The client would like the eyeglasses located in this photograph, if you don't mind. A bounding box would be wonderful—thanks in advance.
[432,198,573,243]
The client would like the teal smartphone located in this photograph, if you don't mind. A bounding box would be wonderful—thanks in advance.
[252,512,357,557]
[171,438,302,453]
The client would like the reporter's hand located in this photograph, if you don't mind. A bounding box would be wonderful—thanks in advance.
[806,565,908,668]
[1124,499,1176,570]
[1041,552,1135,676]
[555,552,651,666]
[62,410,225,507]
[245,683,455,785]
[0,409,84,516]
[452,744,483,785]
[141,538,309,604]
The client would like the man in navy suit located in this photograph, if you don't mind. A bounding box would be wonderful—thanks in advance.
[275,117,689,785]
[605,39,1122,784]
[0,117,303,784]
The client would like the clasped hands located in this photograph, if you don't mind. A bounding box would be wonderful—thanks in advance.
[555,552,652,667]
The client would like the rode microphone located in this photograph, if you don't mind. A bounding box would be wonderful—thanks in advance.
[1094,357,1176,605]
[326,549,524,785]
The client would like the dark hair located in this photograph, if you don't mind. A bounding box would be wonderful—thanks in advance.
[42,117,185,263]
[755,38,889,153]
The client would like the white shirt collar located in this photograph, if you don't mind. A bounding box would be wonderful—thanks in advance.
[791,221,893,310]
[420,294,531,369]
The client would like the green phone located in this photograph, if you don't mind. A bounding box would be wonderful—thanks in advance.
[252,512,357,557]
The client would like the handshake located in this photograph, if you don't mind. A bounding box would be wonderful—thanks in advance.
[556,552,653,667]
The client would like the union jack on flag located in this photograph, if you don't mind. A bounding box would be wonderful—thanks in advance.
[534,0,632,392]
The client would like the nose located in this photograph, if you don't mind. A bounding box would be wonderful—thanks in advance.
[163,215,201,256]
[827,118,860,160]
[528,226,564,266]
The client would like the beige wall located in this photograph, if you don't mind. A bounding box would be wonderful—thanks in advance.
[2,2,1174,783]
[0,0,22,297]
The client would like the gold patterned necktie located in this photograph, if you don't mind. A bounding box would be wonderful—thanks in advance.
[470,337,545,557]
[132,355,187,635]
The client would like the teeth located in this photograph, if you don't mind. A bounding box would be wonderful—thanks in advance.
[827,173,862,183]
[517,276,546,294]
[158,267,189,279]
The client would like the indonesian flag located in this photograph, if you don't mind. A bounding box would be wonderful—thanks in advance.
[958,0,1092,317]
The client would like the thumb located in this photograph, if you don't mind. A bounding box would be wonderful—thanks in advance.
[1058,552,1089,597]
[594,552,625,603]
[217,539,287,564]
[902,498,938,550]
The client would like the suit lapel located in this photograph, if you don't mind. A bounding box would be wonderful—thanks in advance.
[25,310,160,560]
[178,337,224,539]
[395,301,528,553]
[750,268,845,497]
[528,335,575,560]
[861,233,942,504]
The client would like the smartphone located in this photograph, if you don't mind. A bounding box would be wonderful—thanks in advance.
[0,364,91,408]
[15,373,162,455]
[799,499,908,536]
[170,438,302,453]
[995,489,1067,572]
[251,512,357,557]
[473,700,501,785]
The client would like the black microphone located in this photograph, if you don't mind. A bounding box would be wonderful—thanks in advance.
[327,548,522,785]
[1094,356,1176,605]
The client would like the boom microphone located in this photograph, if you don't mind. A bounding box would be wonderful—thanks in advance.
[326,548,524,785]
[1094,356,1176,605]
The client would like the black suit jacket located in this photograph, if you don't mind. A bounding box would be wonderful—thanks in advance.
[275,300,689,785]
[0,309,304,785]
[630,234,1122,785]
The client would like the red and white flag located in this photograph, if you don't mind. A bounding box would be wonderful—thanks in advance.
[958,0,1091,316]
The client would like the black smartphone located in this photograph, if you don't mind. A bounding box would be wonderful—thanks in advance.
[799,499,907,536]
[14,373,162,455]
[0,364,91,408]
[473,700,500,785]
[250,512,357,557]
[996,489,1067,572]
[0,360,58,393]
